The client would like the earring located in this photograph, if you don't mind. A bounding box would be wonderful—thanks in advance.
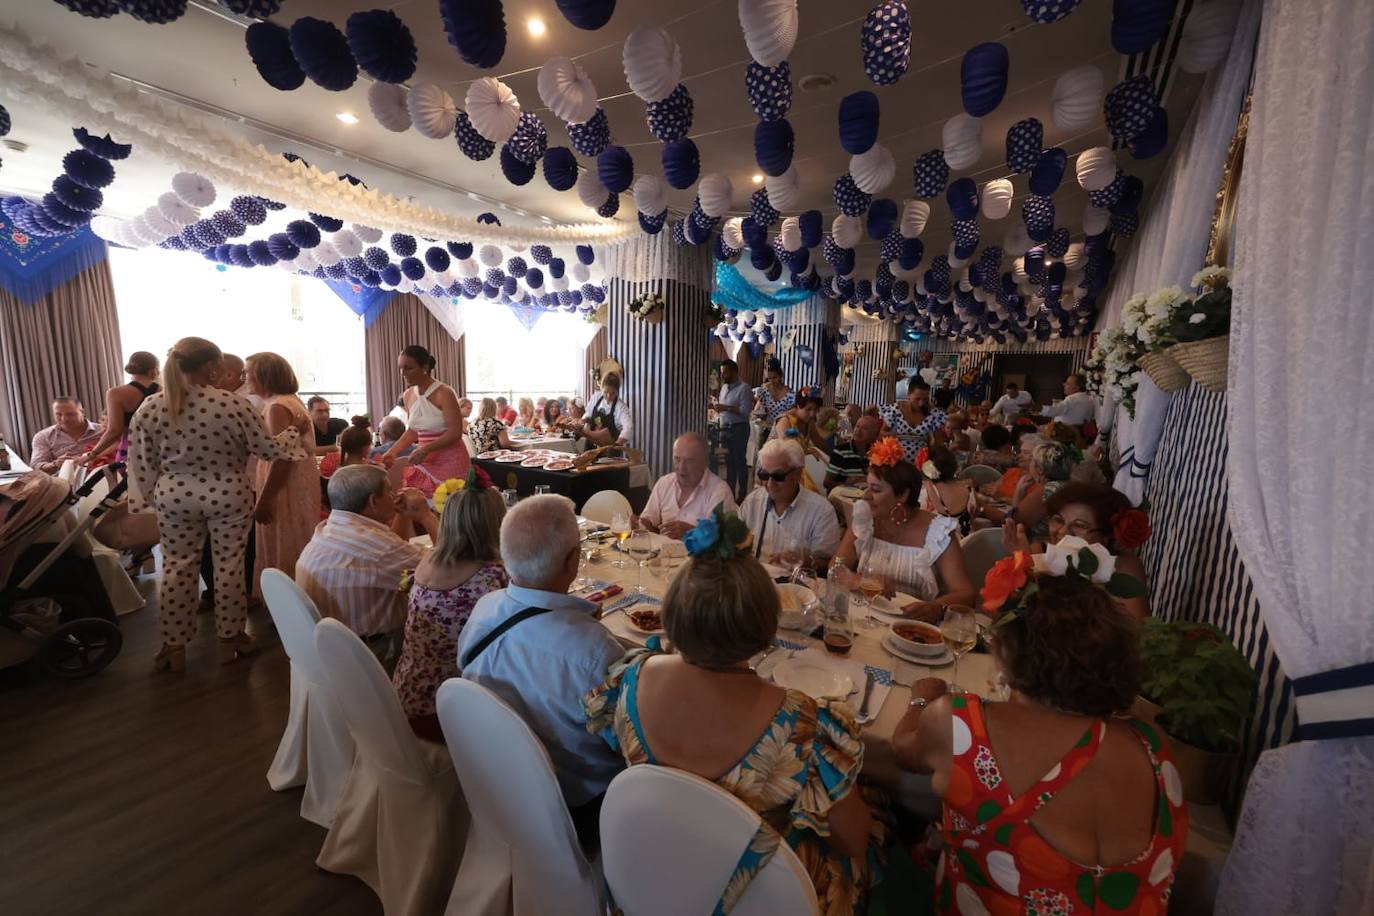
[889,503,910,527]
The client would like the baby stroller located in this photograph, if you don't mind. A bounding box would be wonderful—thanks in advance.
[0,466,127,678]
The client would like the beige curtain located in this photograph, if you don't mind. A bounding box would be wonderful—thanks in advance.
[0,258,123,461]
[582,325,608,399]
[363,294,465,421]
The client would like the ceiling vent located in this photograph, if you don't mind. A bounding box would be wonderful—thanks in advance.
[2,139,28,152]
[797,73,836,92]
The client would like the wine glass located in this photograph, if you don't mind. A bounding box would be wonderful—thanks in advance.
[627,529,655,593]
[610,512,632,569]
[854,554,887,629]
[789,568,821,633]
[940,604,978,692]
[573,538,599,591]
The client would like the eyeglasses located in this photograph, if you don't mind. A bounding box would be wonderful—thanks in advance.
[1049,514,1100,538]
[756,468,796,483]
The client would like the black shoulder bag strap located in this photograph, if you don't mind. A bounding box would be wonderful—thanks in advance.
[461,607,552,668]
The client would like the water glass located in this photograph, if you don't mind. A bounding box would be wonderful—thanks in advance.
[501,489,519,510]
[533,484,552,496]
[853,555,887,629]
[823,590,854,656]
[627,529,654,593]
[940,604,978,692]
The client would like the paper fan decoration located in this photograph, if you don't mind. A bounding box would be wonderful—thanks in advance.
[764,167,801,213]
[597,145,634,193]
[172,172,216,208]
[479,244,503,267]
[912,149,949,199]
[697,173,734,218]
[850,143,895,194]
[1178,0,1240,73]
[739,0,798,68]
[1104,75,1157,140]
[465,77,521,143]
[245,21,305,91]
[623,26,682,103]
[500,145,536,185]
[838,91,880,155]
[567,108,611,157]
[961,42,1009,117]
[538,57,599,125]
[345,9,417,84]
[900,200,929,238]
[507,112,548,164]
[289,17,358,92]
[406,83,457,140]
[633,174,668,215]
[861,1,911,86]
[745,60,792,121]
[439,0,506,69]
[1052,65,1104,132]
[832,213,863,248]
[51,176,103,213]
[645,84,694,142]
[455,111,496,161]
[542,146,579,191]
[754,119,794,177]
[662,137,701,190]
[941,114,982,171]
[576,169,611,210]
[368,81,411,132]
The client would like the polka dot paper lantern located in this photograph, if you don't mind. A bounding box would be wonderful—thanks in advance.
[1021,0,1082,23]
[1005,118,1043,174]
[645,84,694,142]
[567,108,611,157]
[506,112,548,164]
[832,174,872,217]
[912,149,949,199]
[639,209,668,235]
[1129,106,1169,159]
[454,112,496,161]
[861,1,911,86]
[1022,194,1055,242]
[745,60,792,122]
[750,188,779,228]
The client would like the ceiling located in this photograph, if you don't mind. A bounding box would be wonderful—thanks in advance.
[0,0,1203,277]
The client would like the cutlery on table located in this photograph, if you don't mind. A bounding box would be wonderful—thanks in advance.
[858,672,876,719]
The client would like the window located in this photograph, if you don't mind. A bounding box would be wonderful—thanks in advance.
[108,246,367,416]
[461,301,592,403]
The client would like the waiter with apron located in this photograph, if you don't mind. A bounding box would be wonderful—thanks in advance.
[580,372,633,449]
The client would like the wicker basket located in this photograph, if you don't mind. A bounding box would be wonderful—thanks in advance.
[1137,350,1191,393]
[1168,336,1229,393]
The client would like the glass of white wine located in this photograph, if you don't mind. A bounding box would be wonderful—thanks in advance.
[610,512,632,569]
[627,529,655,594]
[854,554,887,629]
[940,604,978,693]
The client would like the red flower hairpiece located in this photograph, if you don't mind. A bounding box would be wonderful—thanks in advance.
[1112,507,1151,549]
[868,436,905,469]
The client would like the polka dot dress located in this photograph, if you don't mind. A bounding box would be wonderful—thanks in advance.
[127,386,303,647]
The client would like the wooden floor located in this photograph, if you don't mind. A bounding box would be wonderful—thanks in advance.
[0,582,381,915]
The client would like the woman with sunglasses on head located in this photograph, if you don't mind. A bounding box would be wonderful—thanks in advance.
[1001,481,1152,620]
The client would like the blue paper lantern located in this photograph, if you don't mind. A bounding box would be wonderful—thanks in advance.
[246,19,303,87]
[363,246,390,271]
[662,137,700,190]
[899,237,924,271]
[439,0,506,69]
[528,245,552,265]
[1129,106,1168,159]
[449,241,474,261]
[912,149,949,199]
[645,84,693,142]
[1109,175,1145,216]
[597,145,634,193]
[838,91,880,155]
[555,0,615,30]
[1088,171,1128,209]
[284,220,320,249]
[961,42,1009,117]
[323,262,347,280]
[833,173,872,217]
[745,60,791,122]
[541,146,579,192]
[867,198,898,240]
[380,264,402,286]
[1029,147,1068,196]
[289,17,358,92]
[222,1,282,15]
[344,256,369,276]
[1047,228,1071,258]
[344,9,417,84]
[549,257,566,279]
[575,245,595,265]
[62,149,115,189]
[41,195,90,229]
[161,236,186,251]
[460,277,482,296]
[750,246,775,271]
[1111,211,1139,238]
[741,217,765,250]
[567,108,610,157]
[0,105,10,138]
[799,210,822,248]
[500,145,537,185]
[53,0,120,17]
[230,244,254,268]
[946,178,980,220]
[1112,0,1172,54]
[754,118,794,177]
[400,257,425,281]
[425,246,450,272]
[502,276,518,296]
[387,233,416,257]
[879,229,903,262]
[525,267,544,288]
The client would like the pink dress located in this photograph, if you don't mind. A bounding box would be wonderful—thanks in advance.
[401,380,470,497]
[254,394,321,592]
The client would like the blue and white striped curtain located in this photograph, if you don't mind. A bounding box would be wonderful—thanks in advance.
[837,319,898,408]
[770,295,839,401]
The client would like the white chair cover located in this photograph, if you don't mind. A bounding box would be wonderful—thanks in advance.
[581,489,632,524]
[803,455,827,492]
[958,464,1002,487]
[435,678,605,916]
[600,766,819,916]
[259,569,355,828]
[313,619,468,915]
[959,528,1011,606]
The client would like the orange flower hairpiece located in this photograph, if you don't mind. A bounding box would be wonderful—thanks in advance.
[868,436,905,468]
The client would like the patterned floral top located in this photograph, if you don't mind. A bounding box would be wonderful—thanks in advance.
[879,403,948,463]
[936,694,1188,915]
[392,562,509,720]
[755,385,796,424]
[584,648,880,915]
[469,417,505,455]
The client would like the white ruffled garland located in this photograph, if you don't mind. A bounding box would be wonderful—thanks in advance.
[0,24,637,248]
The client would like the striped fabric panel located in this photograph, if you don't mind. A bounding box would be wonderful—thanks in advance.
[1140,383,1295,818]
[606,277,711,479]
[772,297,840,402]
[838,320,898,408]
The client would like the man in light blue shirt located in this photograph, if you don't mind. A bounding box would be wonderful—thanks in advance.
[456,494,624,846]
[711,359,754,502]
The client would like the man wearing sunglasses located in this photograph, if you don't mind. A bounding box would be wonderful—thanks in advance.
[738,439,841,570]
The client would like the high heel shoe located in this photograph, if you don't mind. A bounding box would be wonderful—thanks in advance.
[218,631,259,664]
[153,644,186,673]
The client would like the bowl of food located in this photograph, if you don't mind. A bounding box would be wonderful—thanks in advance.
[775,583,818,630]
[888,620,946,657]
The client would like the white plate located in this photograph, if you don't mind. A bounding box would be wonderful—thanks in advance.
[476,450,502,460]
[769,655,854,700]
[882,635,953,667]
[623,606,665,635]
[546,460,575,472]
[521,457,549,468]
[866,592,921,621]
[495,454,524,463]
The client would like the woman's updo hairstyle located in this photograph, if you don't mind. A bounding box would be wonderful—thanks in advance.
[662,552,779,668]
[401,344,436,372]
[125,351,159,377]
[339,417,373,460]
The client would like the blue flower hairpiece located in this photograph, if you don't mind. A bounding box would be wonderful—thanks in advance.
[683,503,753,559]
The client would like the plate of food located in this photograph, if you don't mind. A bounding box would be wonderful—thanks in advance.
[775,583,818,630]
[625,606,665,635]
[888,620,946,657]
[521,456,549,468]
[545,459,575,472]
[882,634,953,666]
[766,655,853,700]
[495,454,524,463]
[476,450,503,460]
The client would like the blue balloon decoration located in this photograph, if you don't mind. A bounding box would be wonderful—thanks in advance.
[499,144,536,185]
[1028,147,1068,196]
[662,137,700,190]
[597,145,634,193]
[439,0,506,69]
[344,9,417,84]
[753,119,794,177]
[838,91,880,155]
[289,17,358,92]
[960,42,1009,117]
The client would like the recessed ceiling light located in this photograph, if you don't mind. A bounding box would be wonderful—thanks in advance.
[751,173,764,184]
[335,111,359,125]
[527,17,546,37]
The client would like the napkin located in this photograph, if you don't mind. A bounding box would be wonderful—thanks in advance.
[768,636,893,724]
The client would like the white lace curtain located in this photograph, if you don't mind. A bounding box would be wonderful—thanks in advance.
[1218,1,1374,912]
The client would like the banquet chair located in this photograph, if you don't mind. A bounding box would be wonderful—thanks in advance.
[259,569,355,828]
[959,464,1002,487]
[803,454,827,492]
[960,527,1011,605]
[581,489,632,524]
[600,766,819,916]
[313,619,468,915]
[435,678,606,916]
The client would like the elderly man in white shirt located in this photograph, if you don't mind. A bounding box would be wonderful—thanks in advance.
[638,432,736,539]
[990,382,1035,424]
[456,494,624,847]
[738,438,842,569]
[1041,373,1098,426]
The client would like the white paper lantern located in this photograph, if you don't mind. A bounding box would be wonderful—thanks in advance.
[916,277,928,295]
[576,169,610,210]
[332,229,362,258]
[552,274,569,292]
[1062,243,1086,272]
[622,26,682,103]
[354,225,383,244]
[368,81,411,133]
[722,217,745,250]
[571,262,591,284]
[1003,223,1032,256]
[407,83,457,140]
[1178,0,1240,73]
[697,173,734,218]
[764,167,801,212]
[538,56,599,124]
[1052,65,1104,132]
[113,221,144,248]
[1076,147,1117,191]
[779,217,801,252]
[1012,257,1028,283]
[900,200,930,238]
[453,258,477,277]
[981,179,1014,220]
[314,241,340,266]
[850,143,895,194]
[632,174,668,215]
[738,0,798,67]
[464,77,522,143]
[941,114,983,171]
[1083,204,1111,236]
[171,172,216,208]
[832,213,862,249]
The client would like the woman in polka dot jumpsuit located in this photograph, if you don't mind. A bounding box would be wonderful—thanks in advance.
[128,337,303,672]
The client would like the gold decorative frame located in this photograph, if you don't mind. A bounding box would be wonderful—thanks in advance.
[1206,90,1251,268]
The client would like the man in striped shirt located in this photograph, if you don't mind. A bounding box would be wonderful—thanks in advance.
[825,415,881,490]
[296,465,438,671]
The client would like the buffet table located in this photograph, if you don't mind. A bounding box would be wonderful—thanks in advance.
[474,457,632,512]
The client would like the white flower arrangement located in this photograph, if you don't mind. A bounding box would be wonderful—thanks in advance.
[628,292,665,321]
[1035,536,1117,583]
[1191,265,1231,291]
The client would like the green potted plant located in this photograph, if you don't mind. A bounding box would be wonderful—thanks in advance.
[1136,618,1257,804]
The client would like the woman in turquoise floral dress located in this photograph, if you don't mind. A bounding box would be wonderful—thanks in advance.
[583,507,883,914]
